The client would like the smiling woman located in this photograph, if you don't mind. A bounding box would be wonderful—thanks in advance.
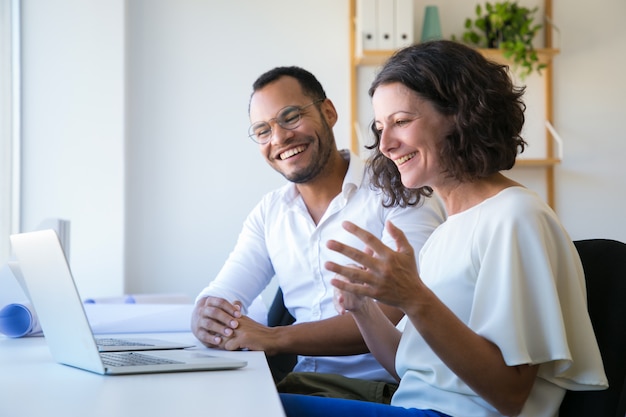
[0,0,20,264]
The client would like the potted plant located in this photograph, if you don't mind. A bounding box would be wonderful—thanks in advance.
[461,1,546,78]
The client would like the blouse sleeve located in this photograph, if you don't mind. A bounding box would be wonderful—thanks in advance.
[471,198,608,391]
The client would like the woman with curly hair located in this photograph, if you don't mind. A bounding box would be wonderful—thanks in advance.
[280,40,607,417]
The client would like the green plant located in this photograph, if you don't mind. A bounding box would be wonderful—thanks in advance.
[462,1,546,78]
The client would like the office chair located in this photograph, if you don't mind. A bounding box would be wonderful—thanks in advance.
[266,287,296,383]
[559,239,626,417]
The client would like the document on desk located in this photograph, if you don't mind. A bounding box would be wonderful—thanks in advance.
[85,303,194,334]
[0,298,195,338]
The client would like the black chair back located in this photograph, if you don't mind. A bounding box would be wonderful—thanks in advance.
[559,239,626,417]
[266,288,296,383]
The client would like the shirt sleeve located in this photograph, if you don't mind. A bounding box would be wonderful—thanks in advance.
[195,198,275,313]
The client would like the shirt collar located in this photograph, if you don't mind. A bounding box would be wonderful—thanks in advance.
[340,149,364,198]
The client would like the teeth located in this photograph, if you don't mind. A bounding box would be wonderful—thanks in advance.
[280,145,307,160]
[395,152,416,165]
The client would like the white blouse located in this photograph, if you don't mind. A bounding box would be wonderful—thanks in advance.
[392,187,608,417]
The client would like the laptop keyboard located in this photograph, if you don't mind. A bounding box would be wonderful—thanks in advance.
[96,338,153,347]
[100,352,184,367]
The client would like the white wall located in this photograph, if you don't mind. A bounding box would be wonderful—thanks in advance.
[20,0,126,297]
[18,0,626,299]
[124,0,350,298]
[552,0,626,241]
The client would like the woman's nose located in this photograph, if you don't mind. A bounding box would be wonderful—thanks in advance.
[378,129,396,155]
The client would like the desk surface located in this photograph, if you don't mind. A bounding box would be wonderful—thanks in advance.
[0,332,285,417]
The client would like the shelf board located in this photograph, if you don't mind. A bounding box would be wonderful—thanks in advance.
[356,47,560,67]
[478,47,560,66]
[355,49,396,66]
[515,158,561,167]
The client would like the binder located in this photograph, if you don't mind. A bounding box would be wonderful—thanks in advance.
[377,0,395,50]
[394,0,414,48]
[357,0,378,50]
[358,0,415,51]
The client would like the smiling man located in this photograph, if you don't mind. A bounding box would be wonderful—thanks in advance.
[190,66,446,396]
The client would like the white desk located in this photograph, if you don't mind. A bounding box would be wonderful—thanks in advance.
[0,332,285,417]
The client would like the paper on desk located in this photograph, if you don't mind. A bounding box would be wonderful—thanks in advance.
[0,301,195,338]
[83,294,195,334]
[0,259,196,337]
[83,293,193,305]
[85,303,194,334]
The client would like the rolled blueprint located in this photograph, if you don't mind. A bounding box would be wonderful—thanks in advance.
[0,303,41,337]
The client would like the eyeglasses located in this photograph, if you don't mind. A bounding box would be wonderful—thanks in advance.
[248,99,324,144]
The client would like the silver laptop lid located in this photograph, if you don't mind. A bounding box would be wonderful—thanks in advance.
[10,229,105,373]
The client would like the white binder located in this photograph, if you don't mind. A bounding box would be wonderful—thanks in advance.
[357,0,378,51]
[376,0,395,50]
[358,0,415,51]
[394,0,414,48]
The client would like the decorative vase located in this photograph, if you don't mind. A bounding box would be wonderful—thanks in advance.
[420,5,442,42]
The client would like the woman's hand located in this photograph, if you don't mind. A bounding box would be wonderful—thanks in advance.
[327,220,423,312]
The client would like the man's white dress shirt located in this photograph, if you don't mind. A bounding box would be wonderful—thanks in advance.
[197,150,446,382]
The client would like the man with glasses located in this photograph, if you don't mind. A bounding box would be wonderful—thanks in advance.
[191,66,446,401]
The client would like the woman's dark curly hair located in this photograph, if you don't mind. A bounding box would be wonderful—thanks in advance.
[366,40,527,207]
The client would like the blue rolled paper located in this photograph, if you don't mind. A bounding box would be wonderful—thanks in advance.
[0,303,40,338]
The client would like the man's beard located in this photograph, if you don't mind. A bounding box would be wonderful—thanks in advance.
[281,122,335,184]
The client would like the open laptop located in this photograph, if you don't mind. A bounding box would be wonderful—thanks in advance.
[9,229,247,375]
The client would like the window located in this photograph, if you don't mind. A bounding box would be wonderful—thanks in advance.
[0,0,20,264]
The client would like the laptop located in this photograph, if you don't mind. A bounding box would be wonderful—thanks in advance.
[9,229,247,375]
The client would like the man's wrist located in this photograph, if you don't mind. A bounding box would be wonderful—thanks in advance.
[263,325,287,356]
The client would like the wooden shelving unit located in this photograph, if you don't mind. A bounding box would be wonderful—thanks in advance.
[356,47,559,67]
[349,0,560,209]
